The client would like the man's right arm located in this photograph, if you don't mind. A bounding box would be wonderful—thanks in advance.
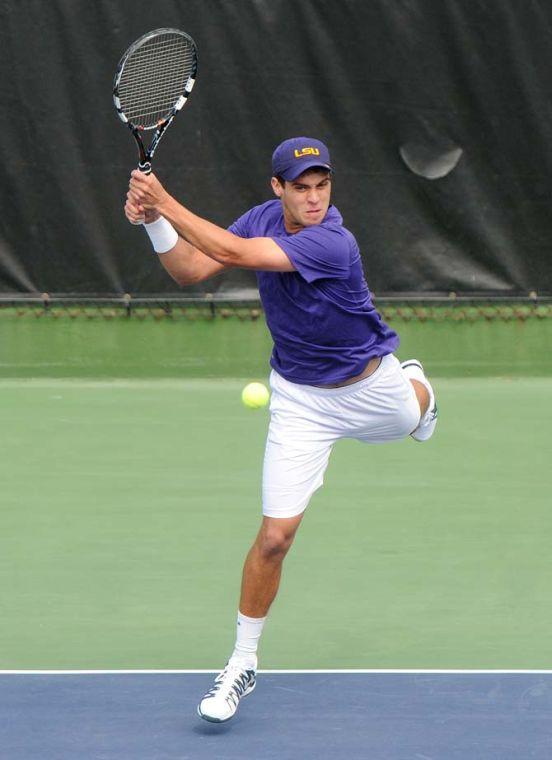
[157,236,229,285]
[124,195,228,285]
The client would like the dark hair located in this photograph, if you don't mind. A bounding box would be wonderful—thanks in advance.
[274,168,332,186]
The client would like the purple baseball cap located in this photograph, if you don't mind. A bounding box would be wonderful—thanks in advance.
[272,137,332,181]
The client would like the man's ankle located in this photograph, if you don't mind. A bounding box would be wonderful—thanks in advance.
[229,611,266,670]
[229,652,258,670]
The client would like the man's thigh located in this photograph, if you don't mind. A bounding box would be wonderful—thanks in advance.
[262,374,337,519]
[262,432,334,519]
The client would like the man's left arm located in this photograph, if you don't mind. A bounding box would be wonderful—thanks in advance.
[128,171,295,272]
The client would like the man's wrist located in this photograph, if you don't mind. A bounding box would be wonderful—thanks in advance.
[143,216,178,254]
[156,194,180,227]
[143,209,161,224]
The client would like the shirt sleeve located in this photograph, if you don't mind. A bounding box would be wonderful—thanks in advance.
[271,226,351,282]
[227,208,254,238]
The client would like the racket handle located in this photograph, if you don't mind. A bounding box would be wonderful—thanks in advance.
[129,161,152,223]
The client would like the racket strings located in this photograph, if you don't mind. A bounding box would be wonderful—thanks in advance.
[119,37,193,89]
[120,41,193,92]
[119,52,193,119]
[118,33,196,127]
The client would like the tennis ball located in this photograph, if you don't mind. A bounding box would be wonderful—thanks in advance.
[241,382,270,409]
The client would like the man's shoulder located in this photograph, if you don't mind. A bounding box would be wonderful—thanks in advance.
[229,199,281,237]
[251,198,281,212]
[319,206,356,240]
[244,198,281,222]
[305,214,358,253]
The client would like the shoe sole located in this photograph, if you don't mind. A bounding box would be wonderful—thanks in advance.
[197,680,256,723]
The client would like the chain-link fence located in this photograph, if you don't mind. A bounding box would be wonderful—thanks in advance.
[1,294,551,322]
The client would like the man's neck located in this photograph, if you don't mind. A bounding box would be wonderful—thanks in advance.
[281,206,305,235]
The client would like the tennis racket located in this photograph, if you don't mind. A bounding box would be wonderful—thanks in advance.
[113,27,198,178]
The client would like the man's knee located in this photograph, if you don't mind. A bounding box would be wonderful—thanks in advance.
[256,516,302,560]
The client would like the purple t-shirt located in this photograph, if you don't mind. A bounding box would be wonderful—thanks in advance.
[228,199,399,384]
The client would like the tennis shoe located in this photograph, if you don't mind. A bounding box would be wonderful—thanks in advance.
[197,657,257,723]
[401,359,438,441]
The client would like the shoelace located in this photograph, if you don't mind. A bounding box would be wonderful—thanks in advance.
[205,665,253,709]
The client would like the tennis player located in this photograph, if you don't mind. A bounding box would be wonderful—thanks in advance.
[125,137,438,723]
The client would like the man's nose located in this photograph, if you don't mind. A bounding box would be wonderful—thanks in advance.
[307,190,319,204]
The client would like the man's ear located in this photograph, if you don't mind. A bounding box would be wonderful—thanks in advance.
[271,176,283,198]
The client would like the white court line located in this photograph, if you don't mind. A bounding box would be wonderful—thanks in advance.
[1,669,552,675]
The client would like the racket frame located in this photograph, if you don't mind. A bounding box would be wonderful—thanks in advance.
[113,27,198,173]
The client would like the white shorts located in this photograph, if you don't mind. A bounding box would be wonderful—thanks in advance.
[262,354,420,519]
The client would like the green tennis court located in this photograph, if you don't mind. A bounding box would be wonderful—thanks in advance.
[1,323,550,670]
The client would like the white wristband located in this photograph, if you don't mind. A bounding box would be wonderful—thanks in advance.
[143,216,178,254]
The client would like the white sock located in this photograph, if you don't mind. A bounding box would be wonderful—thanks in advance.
[230,611,266,668]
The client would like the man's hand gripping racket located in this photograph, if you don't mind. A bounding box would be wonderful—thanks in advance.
[113,28,198,223]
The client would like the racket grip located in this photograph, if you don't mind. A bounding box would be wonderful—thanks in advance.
[129,161,152,223]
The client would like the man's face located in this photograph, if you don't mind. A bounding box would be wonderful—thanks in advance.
[271,169,332,232]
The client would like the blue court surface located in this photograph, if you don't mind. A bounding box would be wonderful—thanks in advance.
[1,671,551,759]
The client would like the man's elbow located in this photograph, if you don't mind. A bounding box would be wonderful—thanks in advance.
[165,267,199,286]
[175,269,226,286]
[174,272,202,286]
